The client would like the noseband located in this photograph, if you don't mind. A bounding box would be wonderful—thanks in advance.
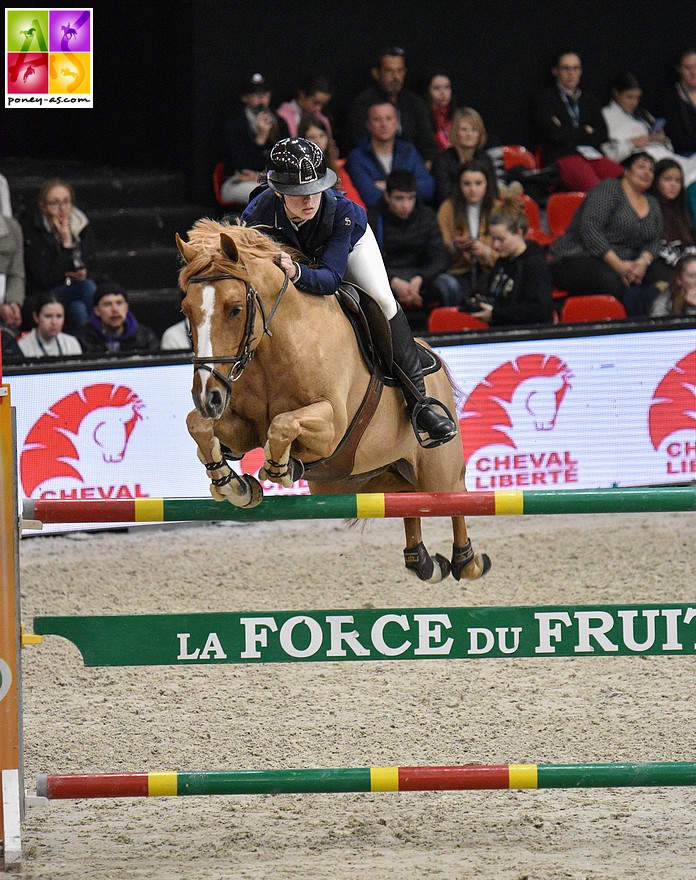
[186,269,289,395]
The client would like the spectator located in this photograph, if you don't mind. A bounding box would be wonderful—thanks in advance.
[367,169,450,325]
[534,51,624,192]
[346,101,435,208]
[0,212,25,334]
[602,72,696,185]
[276,74,332,138]
[346,46,437,164]
[549,152,663,313]
[76,282,159,354]
[20,178,97,333]
[663,48,696,157]
[425,70,458,153]
[436,160,499,306]
[650,253,696,317]
[220,72,289,205]
[242,139,456,445]
[18,292,81,357]
[1,321,21,360]
[471,197,553,327]
[160,317,192,351]
[431,107,498,205]
[648,158,696,284]
[298,114,364,207]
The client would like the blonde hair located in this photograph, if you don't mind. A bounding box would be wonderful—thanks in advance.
[489,195,529,235]
[449,107,487,150]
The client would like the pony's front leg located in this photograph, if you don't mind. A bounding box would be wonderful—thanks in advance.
[261,401,336,487]
[186,409,262,508]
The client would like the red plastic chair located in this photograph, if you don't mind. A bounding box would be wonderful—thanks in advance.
[501,145,538,172]
[427,307,489,332]
[546,192,585,240]
[560,295,627,323]
[521,195,554,246]
[212,162,242,207]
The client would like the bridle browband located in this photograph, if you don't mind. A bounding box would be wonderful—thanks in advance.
[186,267,289,394]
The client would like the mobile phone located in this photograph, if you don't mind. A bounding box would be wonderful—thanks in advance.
[650,118,665,133]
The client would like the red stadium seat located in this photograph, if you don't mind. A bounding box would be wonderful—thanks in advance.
[428,307,489,332]
[521,195,553,246]
[501,145,538,171]
[212,162,240,207]
[546,191,585,240]
[560,295,628,323]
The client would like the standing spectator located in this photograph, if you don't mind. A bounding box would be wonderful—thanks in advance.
[18,293,82,357]
[21,178,97,333]
[367,170,450,327]
[76,282,159,355]
[276,74,332,138]
[650,253,696,317]
[431,107,498,206]
[471,197,553,327]
[648,158,696,284]
[220,73,289,205]
[425,70,458,153]
[436,160,499,306]
[534,51,624,192]
[663,48,696,157]
[0,212,25,333]
[346,46,437,164]
[549,152,663,312]
[346,101,435,208]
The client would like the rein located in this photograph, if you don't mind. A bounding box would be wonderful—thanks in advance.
[186,268,289,393]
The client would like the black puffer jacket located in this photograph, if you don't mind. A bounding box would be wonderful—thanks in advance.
[367,198,448,286]
[20,207,96,296]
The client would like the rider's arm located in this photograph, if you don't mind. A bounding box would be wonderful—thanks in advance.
[294,201,363,296]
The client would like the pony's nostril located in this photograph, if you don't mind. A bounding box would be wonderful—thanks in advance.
[208,389,223,408]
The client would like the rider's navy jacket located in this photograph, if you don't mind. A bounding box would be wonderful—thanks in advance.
[241,188,368,296]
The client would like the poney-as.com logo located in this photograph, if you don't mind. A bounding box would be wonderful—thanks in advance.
[460,353,576,490]
[648,350,696,479]
[20,383,148,500]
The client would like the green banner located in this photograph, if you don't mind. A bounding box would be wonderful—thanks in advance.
[33,603,696,667]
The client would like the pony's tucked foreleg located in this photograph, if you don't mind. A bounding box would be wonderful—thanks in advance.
[402,516,450,582]
[261,402,336,488]
[451,539,492,581]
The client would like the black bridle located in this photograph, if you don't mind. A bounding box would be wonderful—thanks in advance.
[186,269,289,395]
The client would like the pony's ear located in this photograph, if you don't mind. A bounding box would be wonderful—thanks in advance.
[176,233,197,264]
[220,232,241,264]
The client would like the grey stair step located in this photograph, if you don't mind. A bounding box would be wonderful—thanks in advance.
[88,205,208,249]
[95,246,180,290]
[128,287,183,338]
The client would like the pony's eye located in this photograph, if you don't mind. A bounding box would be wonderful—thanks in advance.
[228,306,242,318]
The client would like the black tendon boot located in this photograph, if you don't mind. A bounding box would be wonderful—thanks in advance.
[389,306,457,447]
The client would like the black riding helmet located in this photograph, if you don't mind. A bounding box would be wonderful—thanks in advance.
[266,137,337,195]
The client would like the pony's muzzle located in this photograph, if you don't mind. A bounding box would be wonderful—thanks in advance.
[192,378,229,420]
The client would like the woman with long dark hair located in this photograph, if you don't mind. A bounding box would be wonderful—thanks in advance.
[648,158,696,284]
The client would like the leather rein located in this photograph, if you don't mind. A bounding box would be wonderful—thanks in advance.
[186,269,289,395]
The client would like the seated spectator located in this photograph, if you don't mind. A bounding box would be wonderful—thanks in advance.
[648,158,696,284]
[346,46,437,164]
[276,74,332,138]
[20,178,97,333]
[18,292,81,357]
[425,70,458,153]
[431,107,498,205]
[534,51,624,192]
[346,101,435,208]
[436,160,498,306]
[650,253,696,317]
[76,282,159,354]
[160,317,192,351]
[549,152,663,313]
[367,170,449,328]
[220,73,289,205]
[298,115,364,207]
[602,72,696,185]
[663,48,696,157]
[471,197,553,327]
[0,212,25,334]
[1,321,21,360]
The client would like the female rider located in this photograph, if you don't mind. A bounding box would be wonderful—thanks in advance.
[241,137,456,448]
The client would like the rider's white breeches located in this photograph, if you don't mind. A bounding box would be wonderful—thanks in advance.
[344,225,398,320]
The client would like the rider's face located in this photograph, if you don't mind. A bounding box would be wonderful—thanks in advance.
[283,193,322,221]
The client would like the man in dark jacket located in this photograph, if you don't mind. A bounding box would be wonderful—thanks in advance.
[76,282,159,354]
[367,170,449,329]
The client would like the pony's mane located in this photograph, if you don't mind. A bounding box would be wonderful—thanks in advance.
[178,218,290,287]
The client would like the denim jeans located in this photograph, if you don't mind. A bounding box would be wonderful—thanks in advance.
[51,278,97,333]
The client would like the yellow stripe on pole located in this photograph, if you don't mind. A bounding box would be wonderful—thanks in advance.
[135,499,164,523]
[355,494,386,519]
[370,766,399,791]
[494,491,524,516]
[508,763,538,789]
[148,772,178,796]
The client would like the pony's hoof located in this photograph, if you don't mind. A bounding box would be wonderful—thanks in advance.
[451,541,491,581]
[404,543,450,583]
[238,474,263,508]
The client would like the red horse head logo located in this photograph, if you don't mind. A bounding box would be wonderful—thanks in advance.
[20,384,144,496]
[648,351,696,450]
[460,354,572,461]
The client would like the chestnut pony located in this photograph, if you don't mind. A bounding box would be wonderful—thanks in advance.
[177,219,490,583]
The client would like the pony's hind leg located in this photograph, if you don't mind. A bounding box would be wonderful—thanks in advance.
[451,516,492,580]
[403,517,451,583]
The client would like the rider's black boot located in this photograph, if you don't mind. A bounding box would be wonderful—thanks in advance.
[389,306,457,448]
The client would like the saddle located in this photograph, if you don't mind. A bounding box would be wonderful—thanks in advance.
[301,284,445,482]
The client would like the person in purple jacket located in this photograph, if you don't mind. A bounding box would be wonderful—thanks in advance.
[242,137,456,447]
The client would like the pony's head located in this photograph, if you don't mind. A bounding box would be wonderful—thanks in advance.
[177,219,287,419]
